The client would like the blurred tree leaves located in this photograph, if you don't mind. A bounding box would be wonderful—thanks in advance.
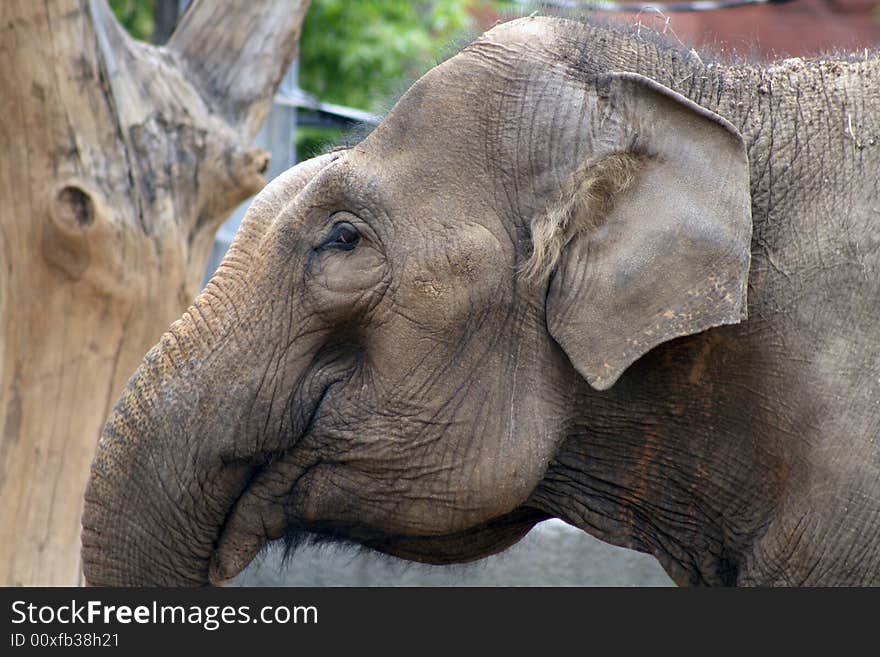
[109,0,156,41]
[298,0,474,111]
[296,0,490,156]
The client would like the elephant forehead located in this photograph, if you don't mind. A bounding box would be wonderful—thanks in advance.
[344,144,499,239]
[348,22,606,226]
[352,55,502,185]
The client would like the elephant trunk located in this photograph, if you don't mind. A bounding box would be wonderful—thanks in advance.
[81,154,341,586]
[81,303,256,586]
[80,267,331,586]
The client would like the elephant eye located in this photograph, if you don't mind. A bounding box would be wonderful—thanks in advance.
[320,221,360,251]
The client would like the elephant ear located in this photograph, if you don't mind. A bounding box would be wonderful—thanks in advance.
[544,73,752,391]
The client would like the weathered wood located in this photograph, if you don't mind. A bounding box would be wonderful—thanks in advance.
[169,0,309,136]
[0,0,310,585]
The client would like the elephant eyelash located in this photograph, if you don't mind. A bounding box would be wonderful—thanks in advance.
[319,221,360,252]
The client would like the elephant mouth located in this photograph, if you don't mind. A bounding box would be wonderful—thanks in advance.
[208,458,311,585]
[207,378,345,585]
[203,362,547,586]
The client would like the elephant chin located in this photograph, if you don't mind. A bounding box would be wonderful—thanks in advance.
[364,508,550,565]
[209,501,549,585]
[206,451,312,584]
[209,514,274,586]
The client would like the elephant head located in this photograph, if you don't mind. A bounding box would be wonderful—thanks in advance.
[81,17,751,586]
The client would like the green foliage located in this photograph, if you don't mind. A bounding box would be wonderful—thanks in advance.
[109,0,155,41]
[298,0,477,111]
[296,1,504,155]
[296,126,342,160]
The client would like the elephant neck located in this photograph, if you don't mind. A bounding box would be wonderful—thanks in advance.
[526,325,802,587]
[635,46,880,231]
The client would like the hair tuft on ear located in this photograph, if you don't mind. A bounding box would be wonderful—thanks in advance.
[520,153,643,284]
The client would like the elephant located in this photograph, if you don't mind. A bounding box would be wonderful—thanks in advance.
[81,15,880,586]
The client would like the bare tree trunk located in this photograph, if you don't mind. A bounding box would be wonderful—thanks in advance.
[0,0,310,585]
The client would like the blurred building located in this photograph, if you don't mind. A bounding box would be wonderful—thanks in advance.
[628,0,880,60]
[477,0,880,61]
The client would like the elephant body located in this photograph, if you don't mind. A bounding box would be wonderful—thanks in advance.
[82,17,880,586]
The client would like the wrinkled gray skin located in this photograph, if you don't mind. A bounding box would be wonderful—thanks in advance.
[82,17,880,586]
